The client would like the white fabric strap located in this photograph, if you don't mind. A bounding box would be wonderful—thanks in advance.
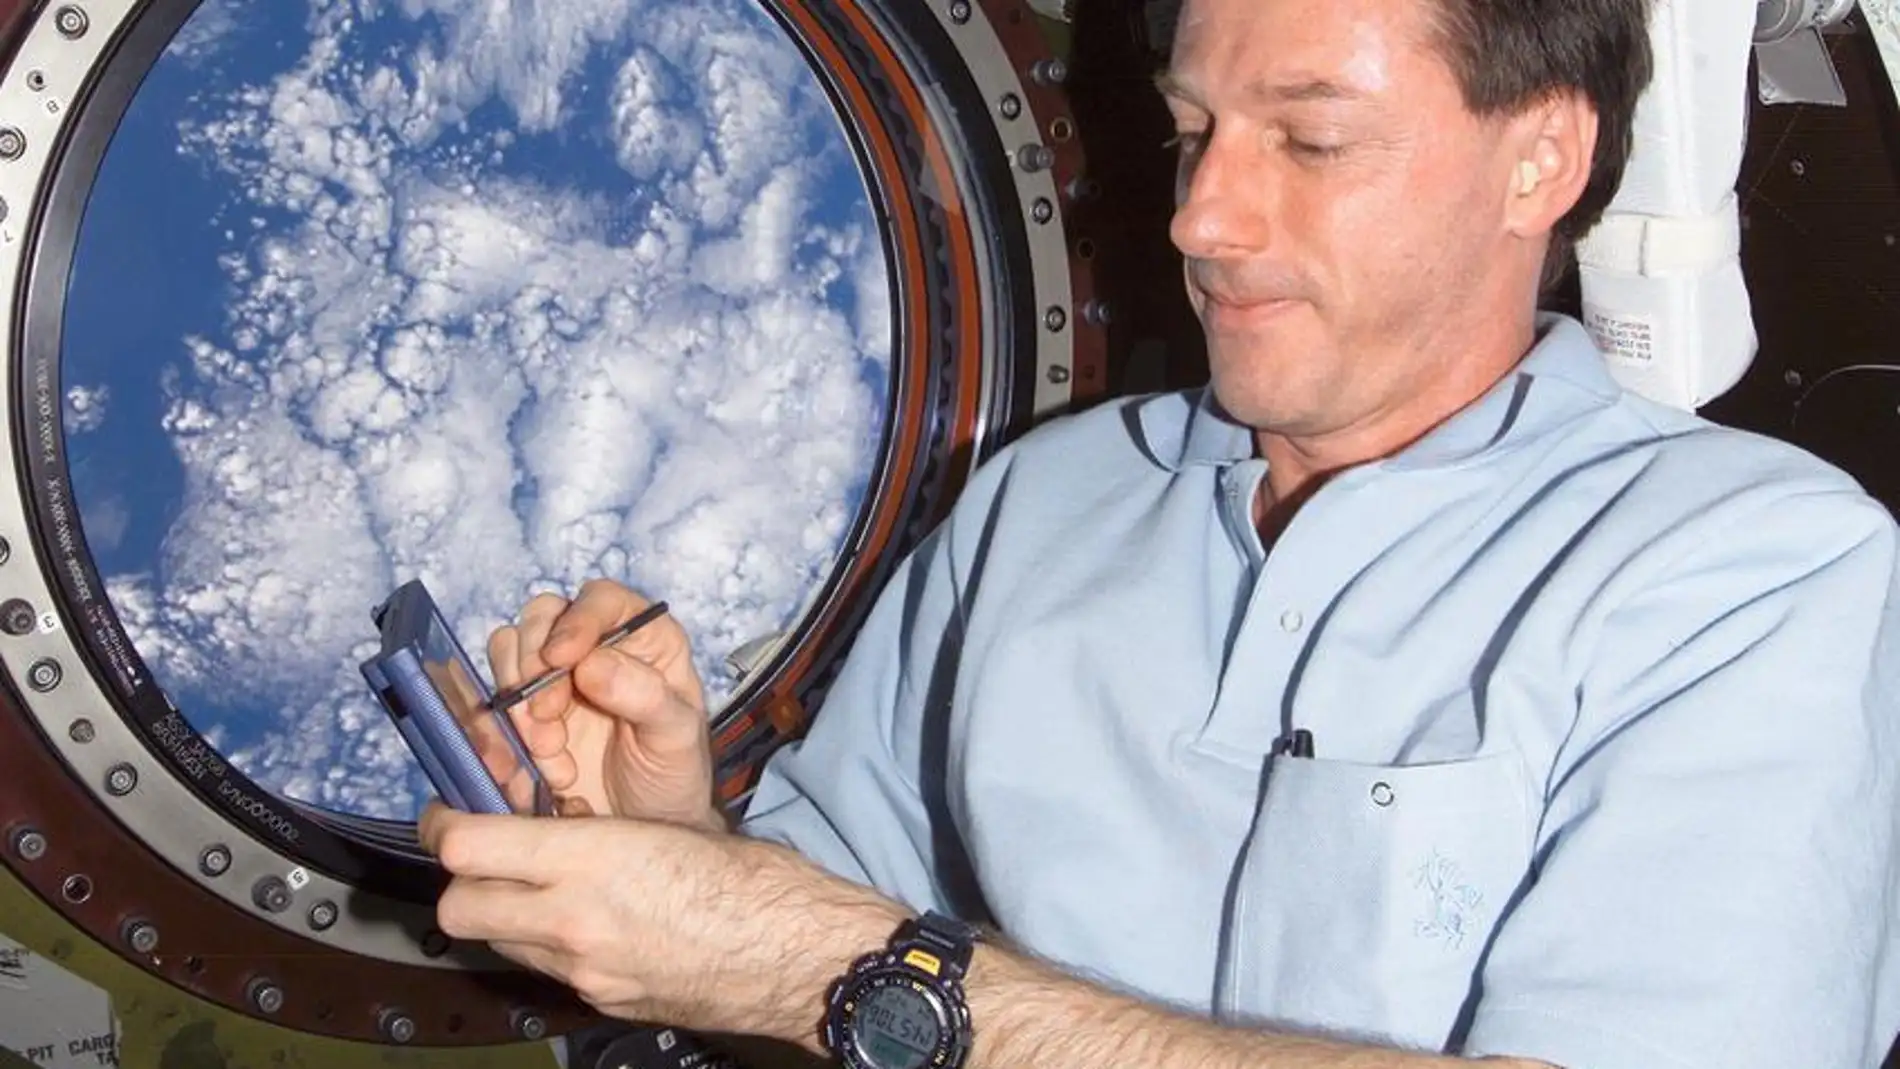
[1576,197,1742,277]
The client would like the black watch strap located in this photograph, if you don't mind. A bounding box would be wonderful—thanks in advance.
[895,911,979,981]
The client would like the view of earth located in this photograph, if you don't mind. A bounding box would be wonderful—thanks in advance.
[59,0,893,819]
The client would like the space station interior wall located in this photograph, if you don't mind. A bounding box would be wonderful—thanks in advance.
[1577,0,1757,411]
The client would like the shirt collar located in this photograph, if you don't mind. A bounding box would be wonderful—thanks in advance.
[1138,312,1621,472]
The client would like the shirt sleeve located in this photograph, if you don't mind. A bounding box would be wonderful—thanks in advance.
[1462,488,1900,1069]
[737,460,1005,921]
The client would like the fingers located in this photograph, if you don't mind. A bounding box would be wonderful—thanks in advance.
[488,625,522,689]
[488,938,568,980]
[515,594,573,724]
[423,808,573,884]
[510,700,579,795]
[543,579,658,666]
[436,877,554,945]
[570,646,706,751]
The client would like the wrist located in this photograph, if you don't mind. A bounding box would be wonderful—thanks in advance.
[822,911,984,1069]
[773,898,909,1052]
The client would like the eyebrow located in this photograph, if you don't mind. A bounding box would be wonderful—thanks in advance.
[1153,71,1365,105]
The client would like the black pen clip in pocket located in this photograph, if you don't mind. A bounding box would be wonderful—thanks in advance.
[1270,728,1316,758]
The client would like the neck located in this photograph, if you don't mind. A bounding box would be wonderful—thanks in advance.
[1252,302,1539,519]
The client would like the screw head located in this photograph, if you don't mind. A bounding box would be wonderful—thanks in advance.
[1031,197,1054,225]
[251,876,292,913]
[1032,57,1069,86]
[248,978,285,1015]
[28,658,62,691]
[0,128,26,161]
[380,1009,417,1044]
[948,0,971,23]
[1016,143,1055,172]
[24,70,44,92]
[60,874,91,903]
[999,93,1022,120]
[11,828,46,861]
[420,929,451,957]
[54,6,88,37]
[306,899,338,931]
[1044,306,1068,333]
[198,845,231,878]
[122,920,159,955]
[1784,369,1804,388]
[511,1009,548,1041]
[104,763,137,796]
[67,719,93,744]
[1082,300,1114,327]
[1,599,36,635]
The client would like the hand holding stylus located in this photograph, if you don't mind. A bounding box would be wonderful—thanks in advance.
[488,581,723,831]
[487,599,671,712]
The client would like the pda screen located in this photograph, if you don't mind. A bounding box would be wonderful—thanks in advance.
[417,610,551,815]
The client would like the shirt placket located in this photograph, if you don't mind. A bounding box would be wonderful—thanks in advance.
[1192,463,1383,761]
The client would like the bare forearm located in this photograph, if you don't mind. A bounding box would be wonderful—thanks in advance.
[753,861,1553,1069]
[961,944,1554,1069]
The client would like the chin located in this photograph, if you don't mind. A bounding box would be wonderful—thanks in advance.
[1202,339,1305,433]
[1204,369,1290,434]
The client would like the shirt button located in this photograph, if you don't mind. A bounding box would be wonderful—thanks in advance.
[1279,609,1304,633]
[1370,782,1396,807]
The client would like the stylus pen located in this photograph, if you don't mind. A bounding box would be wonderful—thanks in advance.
[487,600,671,711]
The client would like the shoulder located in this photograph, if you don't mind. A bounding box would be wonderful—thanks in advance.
[1004,390,1188,465]
[1596,393,1891,544]
[922,391,1198,576]
[954,390,1191,506]
[1545,394,1899,623]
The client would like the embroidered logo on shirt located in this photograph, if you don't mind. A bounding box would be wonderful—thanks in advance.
[1412,850,1484,949]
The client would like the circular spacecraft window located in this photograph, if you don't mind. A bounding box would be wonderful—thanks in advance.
[4,0,1092,1033]
[61,0,893,821]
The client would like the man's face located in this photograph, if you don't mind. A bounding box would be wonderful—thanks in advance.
[1162,0,1520,440]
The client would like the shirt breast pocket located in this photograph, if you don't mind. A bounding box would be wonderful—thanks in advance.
[1223,751,1533,1051]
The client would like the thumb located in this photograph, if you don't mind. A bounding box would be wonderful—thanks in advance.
[570,645,706,750]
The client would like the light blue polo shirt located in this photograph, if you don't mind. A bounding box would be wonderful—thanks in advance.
[740,314,1900,1069]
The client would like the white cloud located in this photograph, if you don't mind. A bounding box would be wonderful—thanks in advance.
[79,494,130,557]
[65,384,108,433]
[164,0,242,65]
[107,0,891,817]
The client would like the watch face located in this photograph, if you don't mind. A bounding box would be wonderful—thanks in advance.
[851,982,944,1069]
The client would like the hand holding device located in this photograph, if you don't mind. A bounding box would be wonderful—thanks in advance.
[360,579,556,816]
[491,579,722,829]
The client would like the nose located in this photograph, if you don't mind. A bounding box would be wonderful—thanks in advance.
[1169,130,1269,261]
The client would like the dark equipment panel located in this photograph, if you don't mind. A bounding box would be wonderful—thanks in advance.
[1714,24,1900,517]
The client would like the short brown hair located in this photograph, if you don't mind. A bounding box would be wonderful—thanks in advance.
[1423,0,1656,290]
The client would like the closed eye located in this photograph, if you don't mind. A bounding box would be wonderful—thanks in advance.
[1286,139,1344,159]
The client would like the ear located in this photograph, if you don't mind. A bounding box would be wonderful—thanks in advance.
[1500,89,1598,239]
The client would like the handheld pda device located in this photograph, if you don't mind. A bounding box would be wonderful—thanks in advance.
[360,579,555,816]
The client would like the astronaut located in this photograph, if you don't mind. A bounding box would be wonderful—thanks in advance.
[418,0,1900,1066]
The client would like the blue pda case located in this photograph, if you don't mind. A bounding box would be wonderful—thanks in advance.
[360,579,555,816]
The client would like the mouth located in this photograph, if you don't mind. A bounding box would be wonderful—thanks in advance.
[1199,291,1302,327]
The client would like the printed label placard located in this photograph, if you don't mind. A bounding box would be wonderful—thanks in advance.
[1583,308,1656,368]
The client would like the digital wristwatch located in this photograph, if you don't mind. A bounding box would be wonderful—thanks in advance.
[823,912,978,1069]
